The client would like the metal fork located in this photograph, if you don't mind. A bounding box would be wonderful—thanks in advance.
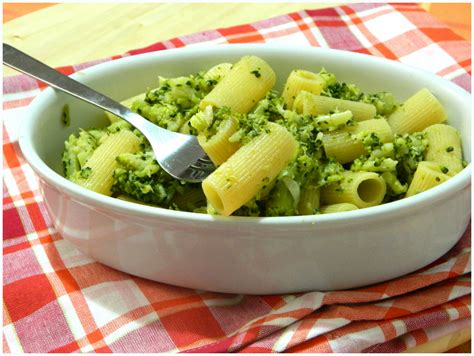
[3,43,215,182]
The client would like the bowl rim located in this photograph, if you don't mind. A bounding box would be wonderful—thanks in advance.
[18,44,472,227]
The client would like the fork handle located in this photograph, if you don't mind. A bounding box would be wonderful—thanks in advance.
[3,43,146,130]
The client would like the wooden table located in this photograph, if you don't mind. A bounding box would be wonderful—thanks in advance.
[3,3,336,76]
[3,3,471,352]
[3,2,471,75]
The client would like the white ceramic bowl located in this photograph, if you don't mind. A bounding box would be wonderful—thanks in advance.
[19,45,471,294]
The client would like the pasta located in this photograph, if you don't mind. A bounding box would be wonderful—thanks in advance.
[62,56,466,217]
[198,115,241,166]
[199,55,276,113]
[387,88,447,134]
[202,122,298,216]
[320,171,387,208]
[423,124,463,176]
[298,183,320,215]
[322,118,393,164]
[204,62,233,81]
[405,161,451,197]
[75,130,141,195]
[282,70,327,109]
[293,91,376,121]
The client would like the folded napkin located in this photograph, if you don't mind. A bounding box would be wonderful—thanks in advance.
[3,3,471,353]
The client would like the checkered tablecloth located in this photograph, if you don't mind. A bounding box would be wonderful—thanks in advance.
[3,3,471,353]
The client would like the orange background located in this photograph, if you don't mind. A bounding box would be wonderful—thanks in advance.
[4,3,55,22]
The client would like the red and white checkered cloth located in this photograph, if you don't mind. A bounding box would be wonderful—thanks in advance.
[3,3,471,353]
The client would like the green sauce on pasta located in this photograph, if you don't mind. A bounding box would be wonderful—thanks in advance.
[63,60,461,216]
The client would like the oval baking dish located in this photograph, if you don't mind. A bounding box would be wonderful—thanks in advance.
[19,45,471,294]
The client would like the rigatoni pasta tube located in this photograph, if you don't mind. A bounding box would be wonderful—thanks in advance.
[204,63,233,81]
[405,161,451,197]
[76,130,141,195]
[293,91,376,121]
[320,203,359,214]
[298,183,320,215]
[387,88,447,134]
[423,124,463,176]
[202,122,298,216]
[282,70,326,109]
[322,119,393,164]
[198,117,241,166]
[199,56,276,113]
[321,171,386,208]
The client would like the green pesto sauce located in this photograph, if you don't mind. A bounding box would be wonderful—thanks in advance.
[61,104,71,127]
[250,69,262,78]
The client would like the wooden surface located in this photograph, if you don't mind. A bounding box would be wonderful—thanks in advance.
[402,326,471,353]
[3,2,337,76]
[2,3,471,353]
[4,2,470,77]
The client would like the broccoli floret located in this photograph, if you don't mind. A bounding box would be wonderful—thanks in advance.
[126,72,218,134]
[227,92,281,145]
[62,128,108,179]
[107,119,133,133]
[351,139,397,173]
[393,132,429,184]
[190,106,235,139]
[111,150,202,209]
[365,92,398,116]
[317,68,338,88]
[145,74,214,109]
[316,158,345,187]
[132,100,186,131]
[352,157,398,173]
[233,198,264,217]
[264,180,297,216]
[381,171,408,197]
[322,82,363,101]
